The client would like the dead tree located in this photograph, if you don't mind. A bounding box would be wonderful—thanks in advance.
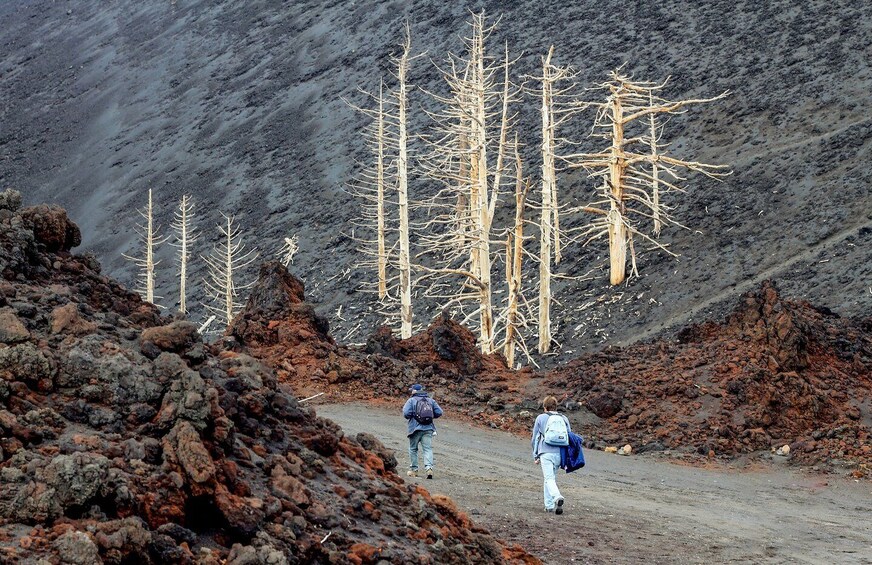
[348,25,421,337]
[202,214,259,328]
[647,91,664,237]
[417,12,519,354]
[123,188,167,305]
[395,25,414,338]
[278,235,299,267]
[375,82,388,298]
[571,70,730,285]
[503,138,532,367]
[527,47,578,353]
[170,194,199,314]
[347,81,391,301]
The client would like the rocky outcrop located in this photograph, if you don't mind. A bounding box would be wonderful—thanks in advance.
[369,314,508,377]
[19,203,82,253]
[228,261,329,348]
[547,281,872,471]
[0,203,538,563]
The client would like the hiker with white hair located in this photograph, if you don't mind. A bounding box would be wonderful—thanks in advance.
[402,384,443,479]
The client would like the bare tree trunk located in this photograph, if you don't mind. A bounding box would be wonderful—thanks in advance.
[145,189,155,303]
[608,94,628,285]
[222,215,233,324]
[202,214,258,328]
[376,82,388,299]
[178,197,187,313]
[538,50,555,353]
[174,194,196,313]
[472,21,493,353]
[123,188,168,305]
[456,132,469,245]
[505,140,527,367]
[649,91,662,237]
[539,47,562,265]
[397,28,413,339]
[468,145,480,284]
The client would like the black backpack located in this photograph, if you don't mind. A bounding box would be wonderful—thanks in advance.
[413,397,434,425]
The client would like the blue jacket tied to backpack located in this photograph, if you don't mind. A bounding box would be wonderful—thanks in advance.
[402,392,443,436]
[560,432,585,473]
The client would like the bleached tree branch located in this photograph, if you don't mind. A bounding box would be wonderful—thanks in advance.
[201,214,259,328]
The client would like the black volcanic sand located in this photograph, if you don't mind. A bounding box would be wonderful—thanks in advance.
[2,0,872,363]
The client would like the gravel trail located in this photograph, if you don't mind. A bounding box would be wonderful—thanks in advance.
[317,403,872,564]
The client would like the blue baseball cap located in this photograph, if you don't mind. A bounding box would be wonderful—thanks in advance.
[409,384,424,392]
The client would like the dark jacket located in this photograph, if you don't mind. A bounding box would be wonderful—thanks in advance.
[560,431,585,473]
[402,392,443,437]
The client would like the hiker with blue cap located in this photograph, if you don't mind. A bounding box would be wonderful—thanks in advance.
[402,383,443,479]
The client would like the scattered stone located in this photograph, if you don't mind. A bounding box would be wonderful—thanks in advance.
[50,303,97,336]
[618,444,632,456]
[355,432,398,472]
[54,530,99,565]
[586,391,623,419]
[0,189,22,212]
[140,321,199,358]
[0,307,30,343]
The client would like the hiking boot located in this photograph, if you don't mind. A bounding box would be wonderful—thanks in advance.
[544,508,554,513]
[407,470,418,478]
[426,468,433,479]
[555,497,565,515]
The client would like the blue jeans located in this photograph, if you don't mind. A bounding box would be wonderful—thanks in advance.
[540,452,563,509]
[408,430,434,470]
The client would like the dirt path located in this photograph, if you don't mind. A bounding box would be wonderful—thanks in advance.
[317,403,872,565]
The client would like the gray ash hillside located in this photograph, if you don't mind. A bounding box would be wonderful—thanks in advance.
[2,0,871,359]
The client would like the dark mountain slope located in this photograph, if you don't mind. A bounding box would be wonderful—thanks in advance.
[2,0,871,359]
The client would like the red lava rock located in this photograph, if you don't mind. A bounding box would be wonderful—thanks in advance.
[50,303,97,336]
[348,542,381,564]
[140,321,199,357]
[586,390,624,418]
[18,204,81,252]
[366,313,508,376]
[270,466,310,507]
[166,420,216,484]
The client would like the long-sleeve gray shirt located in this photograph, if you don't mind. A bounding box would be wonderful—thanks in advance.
[531,411,571,459]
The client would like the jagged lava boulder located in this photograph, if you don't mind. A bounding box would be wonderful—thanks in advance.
[366,313,508,378]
